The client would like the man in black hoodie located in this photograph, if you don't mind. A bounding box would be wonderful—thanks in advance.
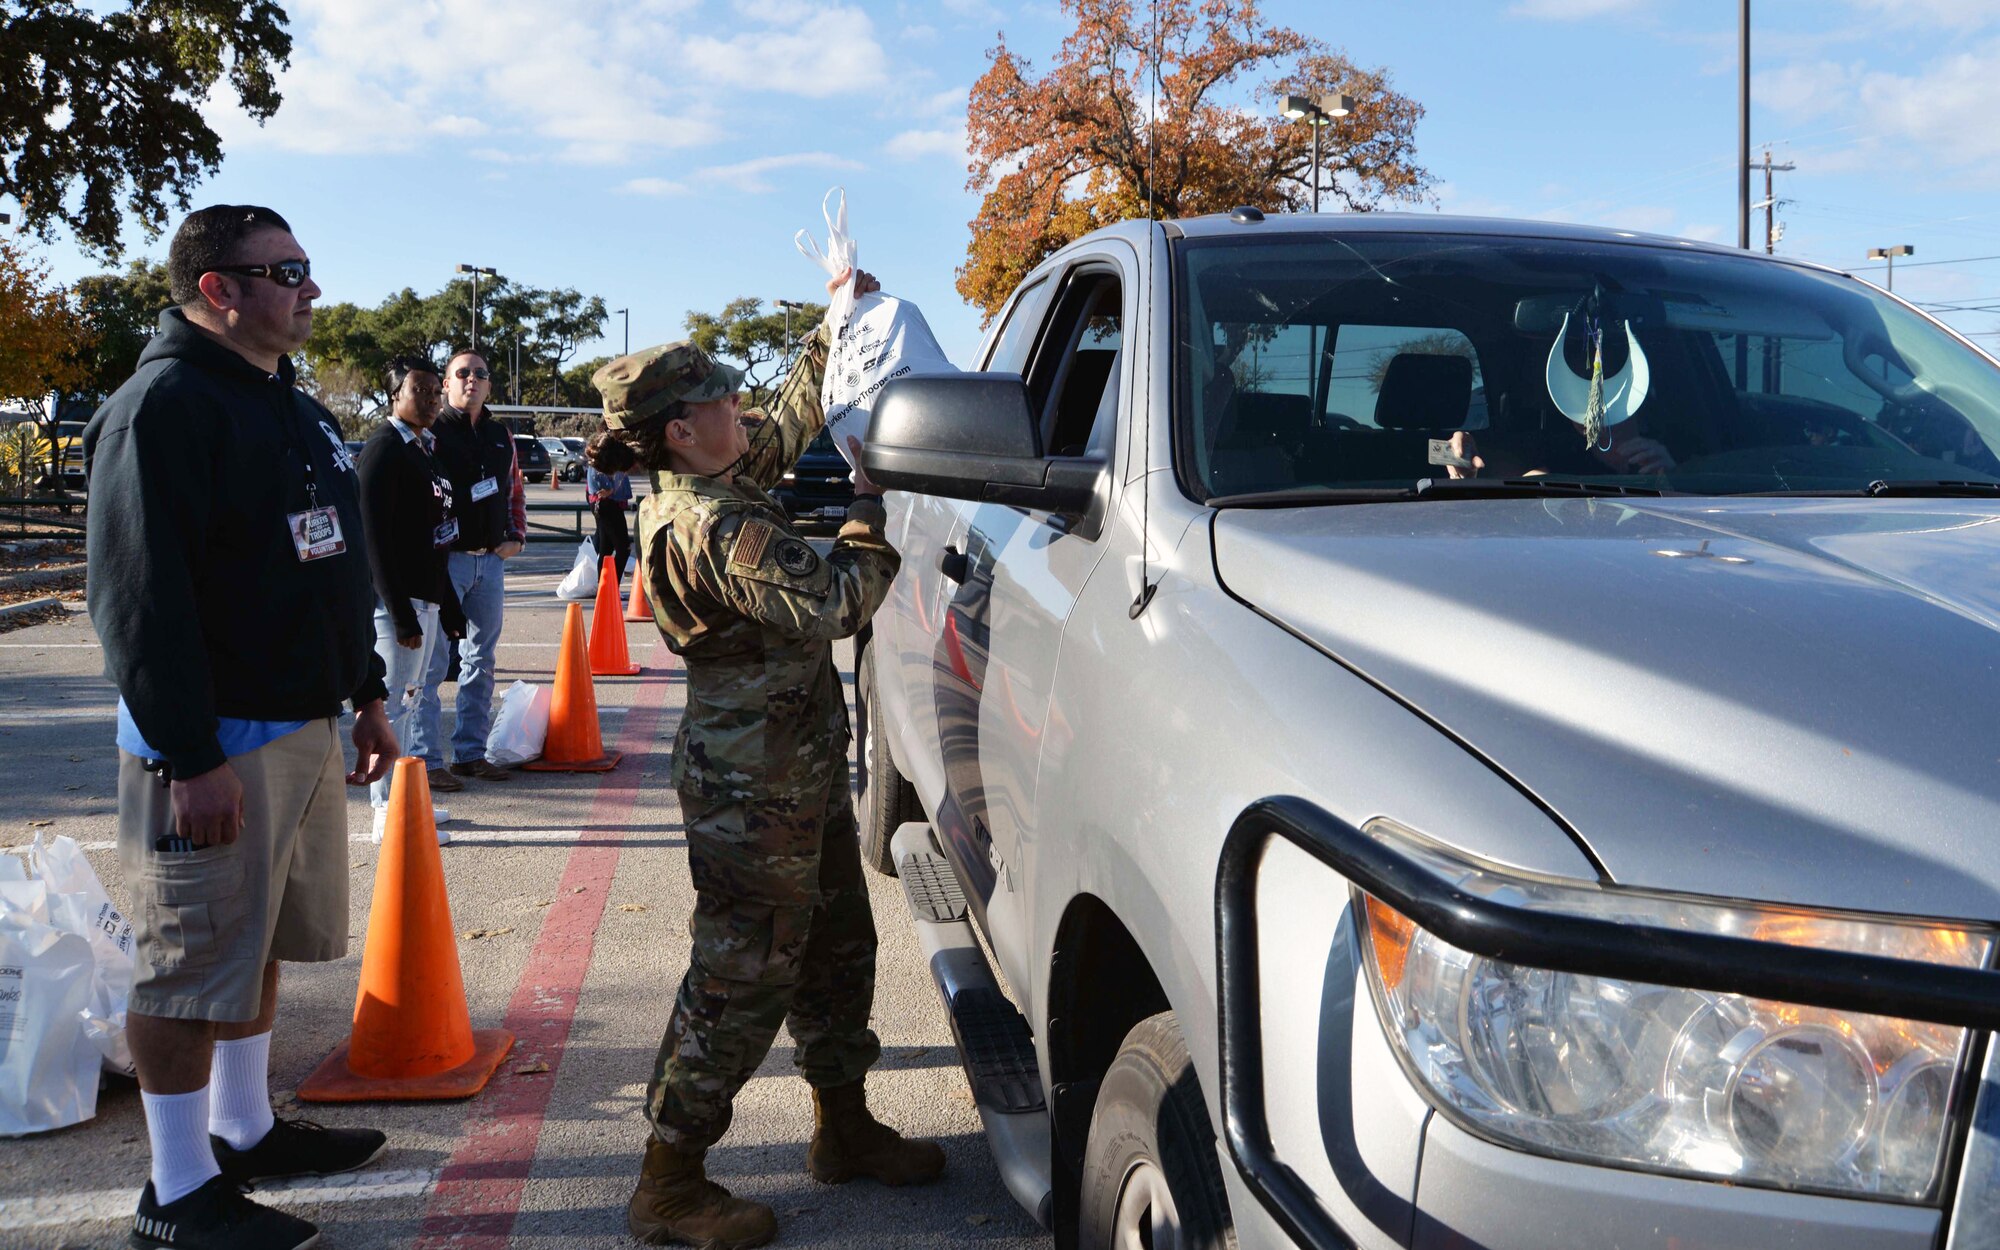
[86,205,397,1250]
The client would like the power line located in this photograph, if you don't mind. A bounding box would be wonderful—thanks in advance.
[1850,252,2000,274]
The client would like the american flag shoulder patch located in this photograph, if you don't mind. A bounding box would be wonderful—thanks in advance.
[728,519,776,571]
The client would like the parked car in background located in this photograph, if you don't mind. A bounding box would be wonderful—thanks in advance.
[513,433,551,483]
[856,211,2000,1250]
[561,437,588,482]
[541,436,584,482]
[771,428,855,524]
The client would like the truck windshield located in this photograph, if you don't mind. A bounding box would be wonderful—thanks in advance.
[1174,233,2000,500]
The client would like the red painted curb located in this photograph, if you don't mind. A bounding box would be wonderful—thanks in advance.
[414,639,673,1248]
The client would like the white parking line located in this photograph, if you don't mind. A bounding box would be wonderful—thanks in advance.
[0,1167,439,1231]
[7,828,607,855]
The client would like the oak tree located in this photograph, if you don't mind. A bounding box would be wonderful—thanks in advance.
[959,0,1431,321]
[1,0,292,258]
[0,238,91,488]
[684,297,828,407]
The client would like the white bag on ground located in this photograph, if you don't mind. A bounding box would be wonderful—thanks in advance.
[29,833,135,1076]
[0,860,103,1136]
[556,537,598,601]
[796,186,960,468]
[486,680,551,768]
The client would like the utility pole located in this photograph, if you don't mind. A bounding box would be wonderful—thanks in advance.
[1752,147,1795,255]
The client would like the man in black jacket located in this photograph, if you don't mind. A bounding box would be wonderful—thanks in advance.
[85,205,397,1250]
[422,348,526,786]
[357,355,467,843]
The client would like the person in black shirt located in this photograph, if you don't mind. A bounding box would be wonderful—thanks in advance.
[356,355,467,842]
[422,349,524,786]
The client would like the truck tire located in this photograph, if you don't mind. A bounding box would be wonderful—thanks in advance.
[1079,1012,1236,1250]
[855,640,918,877]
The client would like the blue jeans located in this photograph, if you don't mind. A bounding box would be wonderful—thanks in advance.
[423,551,507,766]
[371,598,441,808]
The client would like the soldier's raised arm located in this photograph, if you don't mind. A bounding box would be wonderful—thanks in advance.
[735,267,882,491]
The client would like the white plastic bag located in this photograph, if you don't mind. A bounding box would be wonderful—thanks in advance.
[0,861,103,1136]
[819,294,960,467]
[485,680,551,768]
[29,834,134,1076]
[795,187,860,341]
[556,538,598,601]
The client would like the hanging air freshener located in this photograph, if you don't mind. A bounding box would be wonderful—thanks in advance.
[1547,304,1651,445]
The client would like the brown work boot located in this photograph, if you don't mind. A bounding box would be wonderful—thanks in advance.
[628,1136,777,1248]
[425,767,465,793]
[449,758,512,781]
[807,1079,947,1187]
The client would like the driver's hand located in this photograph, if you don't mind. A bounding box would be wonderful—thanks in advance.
[1610,435,1676,476]
[1446,431,1485,480]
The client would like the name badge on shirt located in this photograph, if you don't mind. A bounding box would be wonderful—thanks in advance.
[287,506,347,562]
[433,517,461,548]
[470,476,499,502]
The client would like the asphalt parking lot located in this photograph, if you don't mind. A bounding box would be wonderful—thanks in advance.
[0,543,1048,1250]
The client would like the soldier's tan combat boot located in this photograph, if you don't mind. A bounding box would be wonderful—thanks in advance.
[806,1079,948,1186]
[627,1136,778,1248]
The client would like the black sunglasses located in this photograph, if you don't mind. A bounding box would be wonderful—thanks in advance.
[451,366,491,380]
[211,258,312,288]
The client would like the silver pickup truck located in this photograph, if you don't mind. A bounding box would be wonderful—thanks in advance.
[854,212,2000,1250]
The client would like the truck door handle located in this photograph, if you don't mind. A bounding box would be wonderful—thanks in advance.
[939,546,969,583]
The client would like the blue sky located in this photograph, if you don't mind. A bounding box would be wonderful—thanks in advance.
[23,0,2000,371]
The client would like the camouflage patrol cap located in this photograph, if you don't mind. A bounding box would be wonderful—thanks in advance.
[592,340,745,430]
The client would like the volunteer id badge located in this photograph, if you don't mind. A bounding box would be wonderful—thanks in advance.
[433,517,460,548]
[287,506,347,561]
[470,476,499,503]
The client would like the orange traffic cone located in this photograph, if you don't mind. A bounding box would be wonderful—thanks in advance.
[588,556,642,677]
[522,602,622,772]
[298,759,513,1101]
[624,560,652,621]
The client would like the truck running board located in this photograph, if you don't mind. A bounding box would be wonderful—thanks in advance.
[889,821,1055,1229]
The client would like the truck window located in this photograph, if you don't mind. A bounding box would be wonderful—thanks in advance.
[1027,271,1122,458]
[981,276,1053,375]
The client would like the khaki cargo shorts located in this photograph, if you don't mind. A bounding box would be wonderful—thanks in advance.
[116,718,351,1023]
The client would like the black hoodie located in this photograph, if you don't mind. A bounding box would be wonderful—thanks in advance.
[85,309,389,779]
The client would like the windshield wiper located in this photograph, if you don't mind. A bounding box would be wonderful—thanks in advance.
[1206,478,1670,508]
[1862,479,2000,498]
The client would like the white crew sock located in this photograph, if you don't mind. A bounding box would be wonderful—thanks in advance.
[208,1032,276,1151]
[141,1087,221,1205]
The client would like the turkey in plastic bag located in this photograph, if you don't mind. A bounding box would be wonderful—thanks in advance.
[556,537,598,601]
[30,833,135,1076]
[796,187,960,468]
[0,857,102,1136]
[486,680,551,768]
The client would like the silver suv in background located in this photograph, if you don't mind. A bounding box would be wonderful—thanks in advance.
[856,212,2000,1250]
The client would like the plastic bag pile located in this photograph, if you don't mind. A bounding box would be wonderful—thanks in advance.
[0,833,137,1135]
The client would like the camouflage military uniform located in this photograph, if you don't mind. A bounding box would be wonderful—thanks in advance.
[604,325,902,1151]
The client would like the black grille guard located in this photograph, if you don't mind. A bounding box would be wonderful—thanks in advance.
[1214,795,2000,1250]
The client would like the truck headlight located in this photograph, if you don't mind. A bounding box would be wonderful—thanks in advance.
[1355,823,1992,1202]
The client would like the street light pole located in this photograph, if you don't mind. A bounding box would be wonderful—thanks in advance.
[615,307,629,357]
[774,299,806,357]
[1739,0,1751,250]
[1867,245,1913,293]
[456,263,497,352]
[1280,92,1355,213]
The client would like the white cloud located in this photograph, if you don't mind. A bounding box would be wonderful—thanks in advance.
[619,177,688,196]
[203,0,887,164]
[1843,0,2000,31]
[681,4,889,98]
[886,125,968,162]
[1759,37,2000,179]
[1507,0,1646,19]
[693,153,865,194]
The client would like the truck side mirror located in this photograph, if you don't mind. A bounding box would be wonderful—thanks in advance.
[863,374,1103,517]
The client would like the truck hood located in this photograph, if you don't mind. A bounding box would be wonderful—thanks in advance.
[1211,497,2000,923]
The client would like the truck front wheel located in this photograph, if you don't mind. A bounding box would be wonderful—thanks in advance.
[855,640,918,877]
[1080,1012,1236,1250]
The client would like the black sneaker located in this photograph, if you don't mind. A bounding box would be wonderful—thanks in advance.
[211,1117,388,1185]
[129,1176,319,1249]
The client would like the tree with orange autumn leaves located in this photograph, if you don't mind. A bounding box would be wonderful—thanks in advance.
[0,237,93,489]
[958,0,1432,322]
